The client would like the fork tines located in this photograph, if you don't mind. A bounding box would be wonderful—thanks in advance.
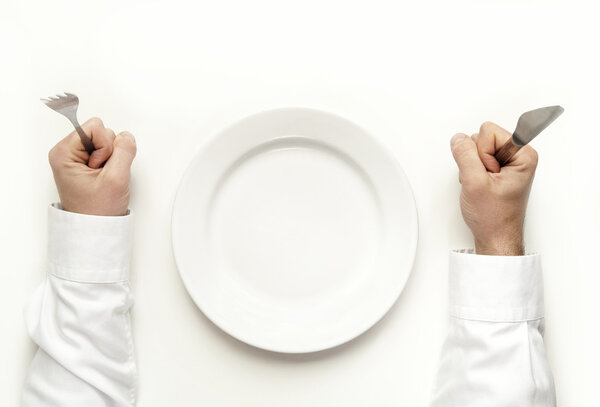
[41,92,70,103]
[41,92,79,110]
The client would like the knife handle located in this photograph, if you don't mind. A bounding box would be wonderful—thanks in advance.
[495,138,522,167]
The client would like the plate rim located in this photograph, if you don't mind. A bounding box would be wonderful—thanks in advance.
[171,107,419,353]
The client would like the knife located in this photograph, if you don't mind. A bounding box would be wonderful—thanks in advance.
[495,105,564,166]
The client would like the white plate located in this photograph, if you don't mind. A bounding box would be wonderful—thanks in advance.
[172,108,418,353]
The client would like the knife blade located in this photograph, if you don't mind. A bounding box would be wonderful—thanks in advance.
[495,105,564,166]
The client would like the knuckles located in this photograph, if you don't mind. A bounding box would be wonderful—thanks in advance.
[105,128,116,140]
[479,121,496,134]
[88,116,104,126]
[87,117,104,128]
[526,147,539,168]
[114,135,137,157]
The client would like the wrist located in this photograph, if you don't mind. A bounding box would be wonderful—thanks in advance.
[58,196,130,217]
[474,236,524,256]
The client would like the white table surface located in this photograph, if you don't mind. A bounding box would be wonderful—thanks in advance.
[1,0,598,405]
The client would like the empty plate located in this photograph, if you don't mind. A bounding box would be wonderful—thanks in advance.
[172,108,418,353]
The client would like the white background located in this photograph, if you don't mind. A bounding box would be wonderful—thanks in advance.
[1,0,598,405]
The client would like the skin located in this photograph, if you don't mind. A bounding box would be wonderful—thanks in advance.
[49,117,137,216]
[50,116,530,255]
[451,121,539,256]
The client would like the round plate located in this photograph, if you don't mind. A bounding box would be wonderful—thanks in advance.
[172,108,418,353]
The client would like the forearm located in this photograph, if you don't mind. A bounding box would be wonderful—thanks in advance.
[21,204,136,407]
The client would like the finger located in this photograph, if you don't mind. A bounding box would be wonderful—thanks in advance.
[450,133,486,186]
[55,117,104,164]
[104,131,137,177]
[476,121,512,173]
[515,144,539,171]
[470,133,479,144]
[66,117,105,152]
[88,127,116,169]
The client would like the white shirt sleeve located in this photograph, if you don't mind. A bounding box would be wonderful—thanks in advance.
[430,250,556,407]
[21,204,137,407]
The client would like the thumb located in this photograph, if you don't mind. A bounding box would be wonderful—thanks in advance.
[450,133,486,185]
[88,126,116,169]
[104,131,137,176]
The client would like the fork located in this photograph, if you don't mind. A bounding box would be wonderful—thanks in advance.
[41,92,95,155]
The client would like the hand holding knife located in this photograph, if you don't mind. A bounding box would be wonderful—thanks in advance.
[495,106,564,166]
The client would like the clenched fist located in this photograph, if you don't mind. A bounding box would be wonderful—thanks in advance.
[451,121,538,256]
[48,117,137,216]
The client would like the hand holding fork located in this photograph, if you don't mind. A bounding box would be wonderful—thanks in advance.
[42,92,137,215]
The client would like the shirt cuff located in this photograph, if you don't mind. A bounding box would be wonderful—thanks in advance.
[449,249,544,322]
[47,203,133,283]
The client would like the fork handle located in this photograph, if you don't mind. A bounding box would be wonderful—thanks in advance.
[73,124,95,155]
